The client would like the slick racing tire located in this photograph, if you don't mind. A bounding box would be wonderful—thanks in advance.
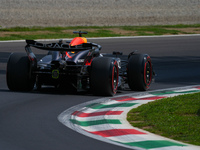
[127,54,152,91]
[90,57,119,96]
[6,53,36,91]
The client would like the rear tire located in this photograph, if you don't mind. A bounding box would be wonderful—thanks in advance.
[127,54,152,91]
[6,53,36,91]
[90,57,118,96]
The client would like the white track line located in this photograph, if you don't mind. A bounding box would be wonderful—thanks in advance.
[1,34,200,43]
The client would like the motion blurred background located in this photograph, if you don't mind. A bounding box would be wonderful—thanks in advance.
[1,0,200,27]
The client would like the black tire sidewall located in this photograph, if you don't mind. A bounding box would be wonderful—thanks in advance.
[6,53,35,91]
[90,57,118,96]
[127,54,152,91]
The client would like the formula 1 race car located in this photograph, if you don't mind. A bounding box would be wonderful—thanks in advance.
[6,31,154,96]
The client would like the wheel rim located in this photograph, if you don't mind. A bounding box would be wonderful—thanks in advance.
[112,64,118,94]
[144,60,152,87]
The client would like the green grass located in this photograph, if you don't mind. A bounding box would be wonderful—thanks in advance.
[121,26,182,35]
[0,24,200,41]
[127,92,200,145]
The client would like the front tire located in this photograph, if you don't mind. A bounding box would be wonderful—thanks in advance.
[90,57,119,96]
[127,54,152,91]
[6,53,36,91]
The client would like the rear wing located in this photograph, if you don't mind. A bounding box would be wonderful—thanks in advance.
[25,40,101,52]
[25,40,102,62]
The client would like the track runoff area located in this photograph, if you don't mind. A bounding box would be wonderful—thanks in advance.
[58,85,200,150]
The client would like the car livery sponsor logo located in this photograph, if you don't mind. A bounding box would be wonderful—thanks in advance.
[78,59,85,63]
[52,69,59,79]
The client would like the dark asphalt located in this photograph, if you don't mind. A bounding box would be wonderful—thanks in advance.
[0,35,200,150]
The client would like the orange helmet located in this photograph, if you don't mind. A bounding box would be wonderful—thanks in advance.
[70,37,87,46]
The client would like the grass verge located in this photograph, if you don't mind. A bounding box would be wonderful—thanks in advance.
[127,92,200,146]
[0,24,200,41]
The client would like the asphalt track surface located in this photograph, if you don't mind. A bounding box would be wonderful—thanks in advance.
[0,35,200,150]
